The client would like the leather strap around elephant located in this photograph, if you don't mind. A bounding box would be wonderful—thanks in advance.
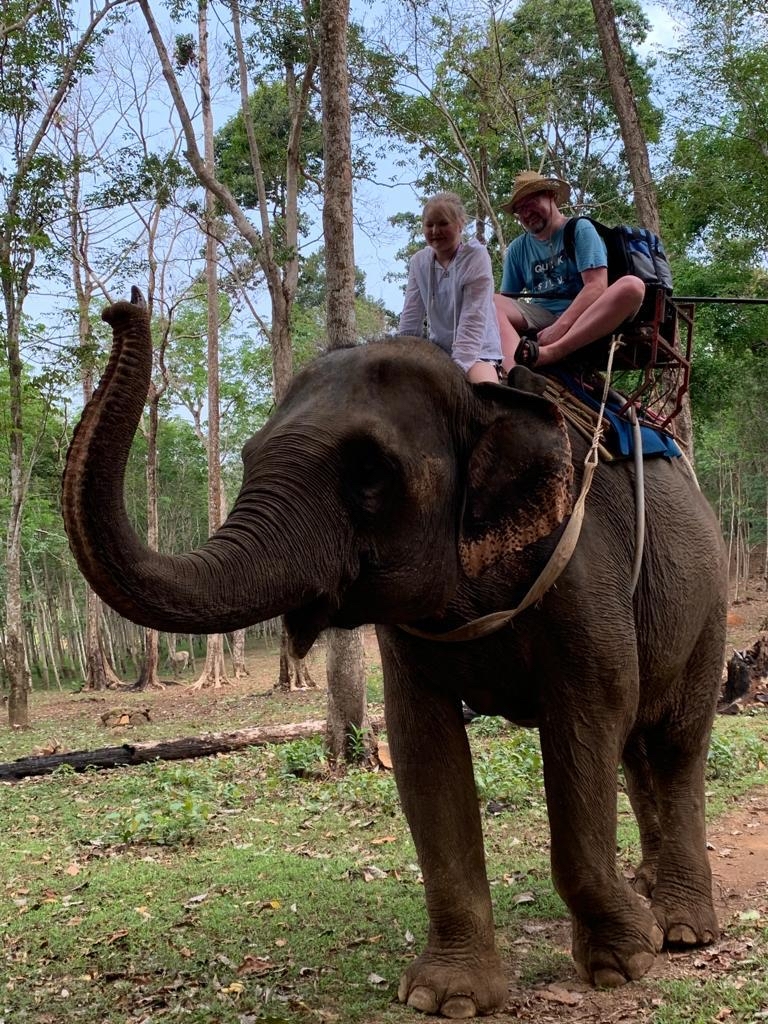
[399,456,598,643]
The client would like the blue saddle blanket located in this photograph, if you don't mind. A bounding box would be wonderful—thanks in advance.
[554,371,682,460]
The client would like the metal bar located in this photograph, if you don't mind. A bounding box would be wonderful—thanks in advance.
[502,292,768,305]
[669,296,768,305]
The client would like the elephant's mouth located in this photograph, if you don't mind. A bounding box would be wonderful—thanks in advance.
[284,592,341,657]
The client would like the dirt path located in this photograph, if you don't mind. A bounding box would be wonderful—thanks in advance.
[494,791,768,1022]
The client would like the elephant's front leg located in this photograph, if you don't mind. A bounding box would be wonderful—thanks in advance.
[539,696,664,987]
[381,644,507,1018]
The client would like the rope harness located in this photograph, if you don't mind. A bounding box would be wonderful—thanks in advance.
[399,340,646,643]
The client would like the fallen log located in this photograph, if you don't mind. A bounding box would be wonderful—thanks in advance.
[0,716,385,782]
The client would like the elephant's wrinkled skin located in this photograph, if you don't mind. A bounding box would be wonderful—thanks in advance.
[63,298,727,1018]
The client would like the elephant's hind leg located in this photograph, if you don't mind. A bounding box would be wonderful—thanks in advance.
[640,632,723,949]
[642,721,719,948]
[539,682,664,988]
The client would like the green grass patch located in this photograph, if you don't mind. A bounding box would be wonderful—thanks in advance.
[0,712,766,1022]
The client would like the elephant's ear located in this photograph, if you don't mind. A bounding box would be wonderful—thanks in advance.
[460,394,574,577]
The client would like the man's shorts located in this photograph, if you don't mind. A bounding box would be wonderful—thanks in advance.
[506,300,559,331]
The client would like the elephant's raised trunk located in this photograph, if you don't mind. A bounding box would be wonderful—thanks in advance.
[62,293,344,641]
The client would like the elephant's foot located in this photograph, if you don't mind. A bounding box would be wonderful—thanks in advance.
[572,905,664,988]
[652,888,719,948]
[398,949,508,1018]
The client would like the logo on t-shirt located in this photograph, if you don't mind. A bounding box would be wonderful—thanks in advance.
[531,249,570,295]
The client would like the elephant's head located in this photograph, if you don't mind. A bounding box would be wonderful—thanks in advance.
[62,295,573,654]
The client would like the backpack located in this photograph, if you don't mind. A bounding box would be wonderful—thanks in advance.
[563,216,673,292]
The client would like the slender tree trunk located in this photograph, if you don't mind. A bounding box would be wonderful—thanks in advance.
[189,0,228,691]
[3,287,30,727]
[589,0,693,453]
[318,0,372,764]
[67,154,122,694]
[132,399,164,691]
[34,599,52,690]
[231,630,250,678]
[39,594,61,691]
[589,0,659,233]
[325,628,370,763]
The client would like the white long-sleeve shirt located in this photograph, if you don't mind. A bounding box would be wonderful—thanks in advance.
[399,238,502,372]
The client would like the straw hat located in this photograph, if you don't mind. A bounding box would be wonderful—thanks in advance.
[500,171,570,213]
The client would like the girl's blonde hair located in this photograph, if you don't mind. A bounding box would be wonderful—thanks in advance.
[422,192,468,229]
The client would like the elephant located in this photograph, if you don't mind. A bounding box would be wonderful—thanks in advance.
[62,293,728,1019]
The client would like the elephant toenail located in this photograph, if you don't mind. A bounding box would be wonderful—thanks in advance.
[627,951,656,979]
[407,986,440,1013]
[442,995,478,1019]
[593,968,627,988]
[651,923,665,950]
[667,924,698,946]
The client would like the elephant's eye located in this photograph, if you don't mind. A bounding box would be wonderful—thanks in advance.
[339,436,401,519]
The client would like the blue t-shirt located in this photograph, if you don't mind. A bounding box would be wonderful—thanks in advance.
[500,220,607,315]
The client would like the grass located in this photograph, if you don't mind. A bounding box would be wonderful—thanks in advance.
[0,705,766,1022]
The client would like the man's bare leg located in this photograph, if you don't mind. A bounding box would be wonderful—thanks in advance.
[536,277,645,367]
[493,294,529,371]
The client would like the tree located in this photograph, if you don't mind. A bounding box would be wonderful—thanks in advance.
[186,0,229,690]
[139,0,322,692]
[589,0,659,232]
[0,0,130,726]
[318,0,372,764]
[362,0,659,271]
[587,0,696,450]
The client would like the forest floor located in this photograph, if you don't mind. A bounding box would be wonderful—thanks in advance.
[2,585,768,1023]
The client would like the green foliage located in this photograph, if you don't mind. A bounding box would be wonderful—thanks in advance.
[346,723,369,762]
[366,665,384,704]
[706,728,768,783]
[215,81,323,217]
[100,762,243,846]
[278,736,327,779]
[94,150,195,210]
[332,765,401,816]
[470,728,544,805]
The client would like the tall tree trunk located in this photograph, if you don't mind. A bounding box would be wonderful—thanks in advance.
[325,627,370,764]
[190,0,228,691]
[590,0,693,455]
[589,0,659,233]
[2,264,31,727]
[69,163,121,693]
[133,399,164,691]
[318,0,372,764]
[277,631,317,690]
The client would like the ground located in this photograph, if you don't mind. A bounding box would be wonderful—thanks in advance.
[6,589,768,1023]
[491,792,768,1023]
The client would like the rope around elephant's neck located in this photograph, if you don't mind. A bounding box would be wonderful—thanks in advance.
[398,341,619,643]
